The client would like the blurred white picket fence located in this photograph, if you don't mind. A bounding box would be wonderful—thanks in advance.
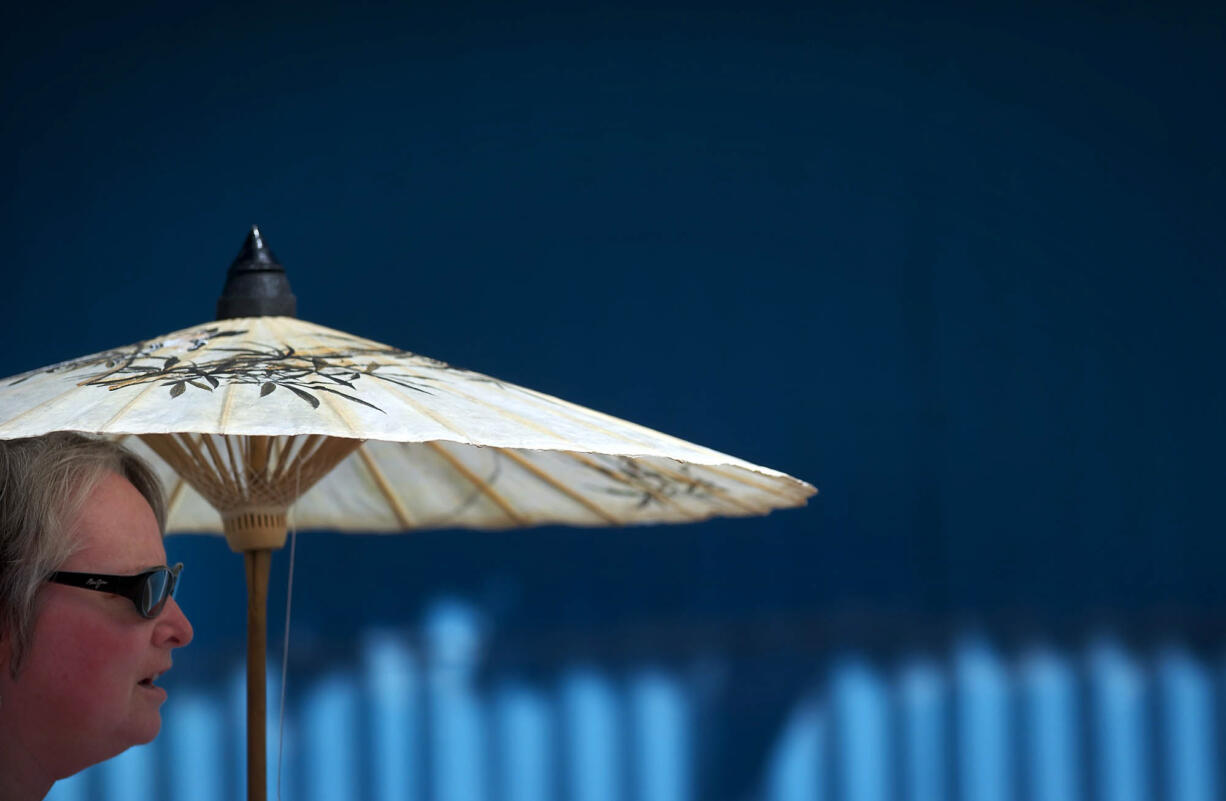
[47,607,1221,801]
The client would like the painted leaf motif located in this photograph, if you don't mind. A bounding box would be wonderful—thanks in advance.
[287,385,320,409]
[312,385,384,412]
[169,381,186,398]
[260,382,276,397]
[322,373,355,389]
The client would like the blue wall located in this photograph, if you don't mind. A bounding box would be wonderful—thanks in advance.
[46,608,1226,801]
[3,2,1224,796]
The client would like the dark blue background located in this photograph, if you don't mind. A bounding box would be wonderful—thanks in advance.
[2,0,1223,723]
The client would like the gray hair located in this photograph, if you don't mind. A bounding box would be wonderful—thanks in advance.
[0,433,165,676]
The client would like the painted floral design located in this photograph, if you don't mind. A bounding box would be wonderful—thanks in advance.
[10,325,492,413]
[587,456,718,508]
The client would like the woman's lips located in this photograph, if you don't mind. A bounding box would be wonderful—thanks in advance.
[138,666,170,688]
[137,677,169,701]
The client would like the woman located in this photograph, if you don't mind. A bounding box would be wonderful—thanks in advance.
[0,433,193,801]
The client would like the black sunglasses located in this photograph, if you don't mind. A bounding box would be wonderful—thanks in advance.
[47,563,183,619]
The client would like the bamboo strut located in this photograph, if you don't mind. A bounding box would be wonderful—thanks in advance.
[177,434,222,495]
[142,434,226,499]
[241,436,252,479]
[250,435,270,480]
[223,435,240,483]
[646,461,762,515]
[308,436,365,480]
[358,447,414,528]
[269,435,303,486]
[495,447,620,524]
[426,441,528,525]
[201,435,240,498]
[268,436,283,476]
[701,463,802,501]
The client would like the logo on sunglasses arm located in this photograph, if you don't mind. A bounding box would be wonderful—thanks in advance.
[85,578,108,589]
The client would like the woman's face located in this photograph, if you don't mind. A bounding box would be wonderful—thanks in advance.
[1,470,194,778]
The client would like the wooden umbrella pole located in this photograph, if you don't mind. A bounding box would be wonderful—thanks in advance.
[229,512,290,801]
[245,547,273,801]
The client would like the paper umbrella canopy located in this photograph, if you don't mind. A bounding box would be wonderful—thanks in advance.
[0,314,815,541]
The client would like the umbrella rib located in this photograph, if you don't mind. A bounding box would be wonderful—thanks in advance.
[257,434,361,506]
[140,433,188,473]
[248,435,271,480]
[141,433,225,500]
[267,435,282,477]
[294,324,480,445]
[0,379,101,430]
[494,448,620,524]
[119,432,194,529]
[217,380,238,432]
[293,325,399,440]
[441,380,665,452]
[356,446,415,528]
[700,463,811,502]
[240,436,252,482]
[97,378,165,432]
[437,383,588,443]
[426,441,528,525]
[508,384,723,456]
[274,435,318,486]
[314,387,364,439]
[269,435,302,486]
[292,436,363,497]
[643,461,765,515]
[200,434,241,500]
[367,381,472,441]
[222,434,240,483]
[179,433,229,499]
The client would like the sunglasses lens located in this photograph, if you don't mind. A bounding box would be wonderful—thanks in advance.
[142,569,172,618]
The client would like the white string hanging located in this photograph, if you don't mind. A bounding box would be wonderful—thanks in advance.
[274,469,301,801]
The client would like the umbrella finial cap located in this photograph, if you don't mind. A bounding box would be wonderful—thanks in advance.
[216,225,298,319]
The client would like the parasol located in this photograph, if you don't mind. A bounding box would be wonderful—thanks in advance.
[0,227,814,800]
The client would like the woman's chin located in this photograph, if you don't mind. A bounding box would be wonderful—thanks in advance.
[134,714,163,745]
[119,710,163,749]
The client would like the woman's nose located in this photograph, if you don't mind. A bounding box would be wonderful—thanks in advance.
[154,596,194,648]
